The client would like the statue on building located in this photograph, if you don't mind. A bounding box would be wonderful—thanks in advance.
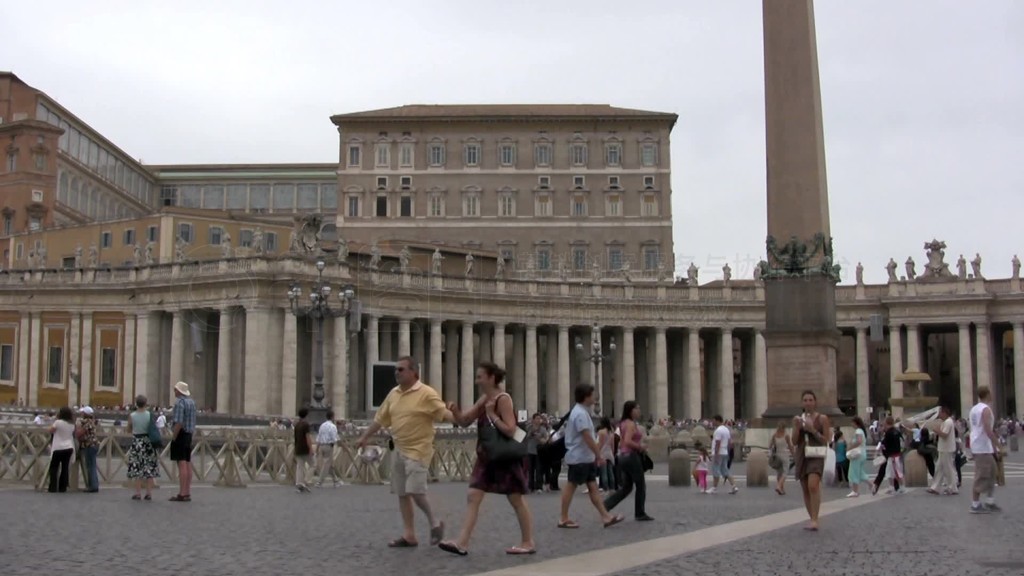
[1013,255,1021,280]
[855,262,864,286]
[26,250,35,270]
[465,253,475,277]
[971,253,983,279]
[956,254,967,280]
[175,236,188,263]
[288,230,300,253]
[337,237,349,263]
[431,248,443,275]
[657,261,667,282]
[722,263,732,286]
[36,246,47,268]
[221,231,233,258]
[368,241,381,270]
[753,260,764,283]
[557,256,568,281]
[74,244,83,269]
[145,242,155,265]
[87,243,98,268]
[687,262,699,284]
[920,239,953,279]
[132,243,143,265]
[905,257,916,281]
[591,261,601,282]
[252,228,265,255]
[296,213,322,253]
[398,246,411,272]
[885,258,898,283]
[495,254,506,278]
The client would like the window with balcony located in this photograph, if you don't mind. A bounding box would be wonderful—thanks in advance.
[641,195,659,217]
[208,226,223,245]
[400,196,413,217]
[643,246,660,270]
[572,247,587,271]
[608,248,623,270]
[536,249,551,271]
[606,194,621,216]
[535,195,552,217]
[177,222,194,243]
[347,195,360,217]
[375,196,388,217]
[571,195,588,216]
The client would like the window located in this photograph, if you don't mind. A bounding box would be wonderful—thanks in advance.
[429,195,444,217]
[572,247,587,271]
[100,346,117,389]
[428,143,446,167]
[399,142,414,167]
[320,184,338,209]
[643,246,660,270]
[375,196,388,217]
[160,186,178,207]
[400,196,413,217]
[499,143,516,166]
[573,176,585,189]
[100,231,112,248]
[464,144,481,167]
[534,143,552,167]
[297,184,319,210]
[538,176,550,189]
[608,176,620,189]
[2,214,10,236]
[226,184,247,209]
[376,176,388,190]
[643,175,655,189]
[265,232,278,253]
[375,143,390,167]
[347,195,360,217]
[208,226,223,245]
[348,145,361,167]
[609,248,623,270]
[535,195,552,216]
[570,143,588,166]
[0,344,13,381]
[47,345,63,385]
[641,143,658,167]
[571,195,588,216]
[240,229,253,247]
[6,152,15,172]
[123,229,135,246]
[606,143,622,166]
[34,152,45,171]
[399,176,412,190]
[536,249,551,271]
[500,248,515,267]
[641,195,659,217]
[606,195,621,216]
[463,195,479,217]
[177,223,194,243]
[249,184,270,210]
[273,184,294,210]
[498,195,515,217]
[62,256,74,269]
[180,185,201,208]
[204,185,225,209]
[16,243,23,260]
[147,225,158,242]
[29,217,41,231]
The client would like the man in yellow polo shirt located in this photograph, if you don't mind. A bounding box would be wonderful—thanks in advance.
[357,355,455,548]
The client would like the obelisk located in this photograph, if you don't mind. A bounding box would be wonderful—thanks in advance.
[760,0,842,417]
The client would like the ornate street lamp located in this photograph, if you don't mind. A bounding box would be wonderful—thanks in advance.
[576,323,616,416]
[287,259,356,426]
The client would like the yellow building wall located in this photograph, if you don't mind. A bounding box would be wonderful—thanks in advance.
[37,313,69,407]
[90,312,124,408]
[0,317,18,405]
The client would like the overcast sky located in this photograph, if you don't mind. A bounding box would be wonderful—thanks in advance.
[3,0,1021,284]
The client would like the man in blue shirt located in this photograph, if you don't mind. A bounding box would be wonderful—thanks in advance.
[558,383,624,529]
[169,381,197,502]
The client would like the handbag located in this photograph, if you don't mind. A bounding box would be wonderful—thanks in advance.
[847,447,863,460]
[147,411,163,450]
[641,452,654,472]
[804,445,827,459]
[479,394,527,462]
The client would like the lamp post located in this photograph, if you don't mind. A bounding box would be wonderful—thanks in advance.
[576,323,616,416]
[287,259,356,426]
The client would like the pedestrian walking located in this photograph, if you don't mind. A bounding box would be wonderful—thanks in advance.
[927,406,958,495]
[846,416,870,497]
[602,401,653,521]
[793,390,830,531]
[293,408,314,492]
[315,410,342,487]
[968,387,1000,514]
[769,421,793,495]
[709,415,738,495]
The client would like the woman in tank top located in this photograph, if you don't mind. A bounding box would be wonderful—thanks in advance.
[769,421,793,495]
[792,390,831,531]
[602,401,653,521]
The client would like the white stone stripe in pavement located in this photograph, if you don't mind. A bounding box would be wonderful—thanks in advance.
[467,493,890,576]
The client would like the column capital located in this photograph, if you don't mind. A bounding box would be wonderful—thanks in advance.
[854,325,868,334]
[558,324,570,333]
[957,321,972,330]
[654,326,666,335]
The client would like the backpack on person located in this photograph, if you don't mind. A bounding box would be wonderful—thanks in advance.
[147,410,163,450]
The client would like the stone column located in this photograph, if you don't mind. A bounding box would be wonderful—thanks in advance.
[1014,322,1024,419]
[905,324,922,372]
[65,312,80,407]
[855,326,869,419]
[243,307,270,415]
[557,325,570,413]
[545,328,559,413]
[889,323,904,415]
[975,322,993,398]
[719,327,735,419]
[18,313,30,405]
[684,328,702,419]
[478,324,492,363]
[525,324,538,415]
[365,314,379,411]
[28,313,41,406]
[957,322,974,418]
[461,321,474,407]
[216,308,233,414]
[412,322,425,369]
[754,330,768,418]
[653,326,669,419]
[621,327,636,405]
[429,318,443,390]
[169,311,185,392]
[493,323,506,368]
[122,313,137,407]
[397,318,411,358]
[444,322,458,403]
[79,312,92,407]
[133,312,156,405]
[281,312,298,418]
[332,315,349,418]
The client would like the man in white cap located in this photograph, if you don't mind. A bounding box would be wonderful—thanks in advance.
[169,381,196,502]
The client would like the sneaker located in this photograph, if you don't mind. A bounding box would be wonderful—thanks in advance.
[896,488,908,495]
[970,503,990,514]
[884,488,894,495]
[845,492,859,498]
[729,487,739,495]
[700,488,707,494]
[983,503,1001,512]
[315,482,322,488]
[707,487,717,495]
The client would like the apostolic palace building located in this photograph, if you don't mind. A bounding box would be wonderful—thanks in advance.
[1,71,1022,422]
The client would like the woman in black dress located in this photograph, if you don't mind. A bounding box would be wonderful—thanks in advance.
[440,361,535,556]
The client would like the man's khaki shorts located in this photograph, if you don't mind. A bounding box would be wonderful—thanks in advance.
[391,452,428,496]
[972,453,996,494]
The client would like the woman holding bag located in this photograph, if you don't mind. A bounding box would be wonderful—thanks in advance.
[439,361,535,557]
[792,390,831,531]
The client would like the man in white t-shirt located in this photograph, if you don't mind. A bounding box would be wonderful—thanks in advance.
[927,406,957,495]
[968,386,1000,514]
[709,414,738,495]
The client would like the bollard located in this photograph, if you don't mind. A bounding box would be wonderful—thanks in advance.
[646,435,671,464]
[1010,436,1019,453]
[903,451,928,487]
[746,451,769,487]
[668,449,691,487]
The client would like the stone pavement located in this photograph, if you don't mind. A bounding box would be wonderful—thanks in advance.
[1,452,1020,576]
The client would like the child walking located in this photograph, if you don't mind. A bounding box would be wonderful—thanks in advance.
[695,448,710,493]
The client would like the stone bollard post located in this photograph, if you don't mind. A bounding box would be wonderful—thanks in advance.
[746,451,769,487]
[668,449,691,487]
[646,435,670,464]
[903,451,928,487]
[1010,436,1019,452]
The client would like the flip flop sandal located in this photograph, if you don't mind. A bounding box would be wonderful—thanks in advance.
[438,541,468,556]
[506,546,536,555]
[388,537,418,548]
[557,520,580,529]
[603,515,624,528]
[131,495,141,500]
